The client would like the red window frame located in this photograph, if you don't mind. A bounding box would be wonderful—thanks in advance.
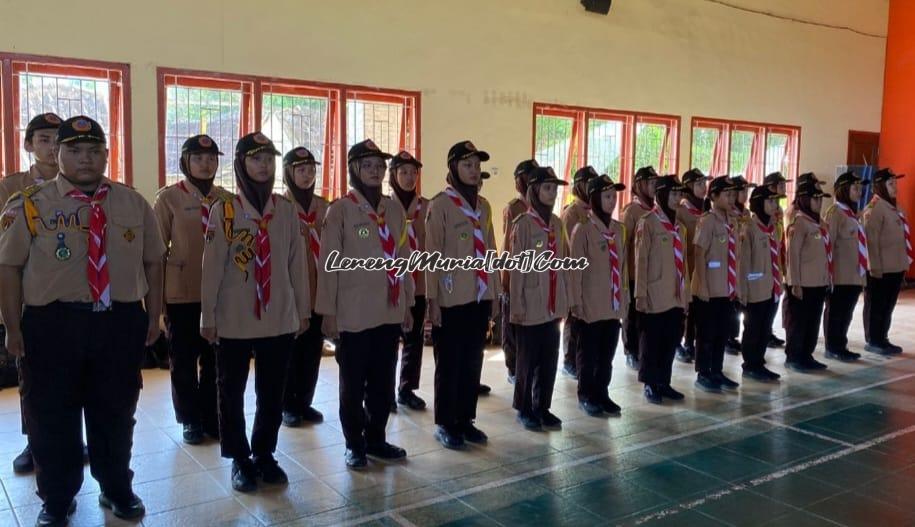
[0,52,132,183]
[157,67,420,200]
[690,117,801,190]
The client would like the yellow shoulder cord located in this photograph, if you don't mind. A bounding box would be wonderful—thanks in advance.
[222,199,235,241]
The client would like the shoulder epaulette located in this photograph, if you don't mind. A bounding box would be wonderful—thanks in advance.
[214,188,235,202]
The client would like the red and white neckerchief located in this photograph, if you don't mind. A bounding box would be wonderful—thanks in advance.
[444,187,488,302]
[66,184,112,310]
[178,180,214,234]
[591,216,621,311]
[347,192,400,306]
[836,202,868,277]
[251,196,276,319]
[757,220,783,298]
[653,206,685,300]
[726,218,737,300]
[527,210,558,316]
[406,198,423,284]
[682,199,702,217]
[297,209,321,267]
[800,212,833,285]
[871,196,913,265]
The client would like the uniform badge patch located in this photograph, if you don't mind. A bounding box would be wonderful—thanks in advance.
[358,226,370,239]
[123,228,136,242]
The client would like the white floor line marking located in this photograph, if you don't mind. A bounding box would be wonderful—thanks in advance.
[388,511,420,527]
[755,417,857,448]
[337,370,915,526]
[629,423,915,526]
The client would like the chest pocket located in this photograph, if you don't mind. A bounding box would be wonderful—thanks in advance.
[108,213,144,260]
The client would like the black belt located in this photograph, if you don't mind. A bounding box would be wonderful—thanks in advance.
[34,301,143,312]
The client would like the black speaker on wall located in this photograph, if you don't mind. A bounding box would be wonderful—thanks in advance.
[581,0,612,15]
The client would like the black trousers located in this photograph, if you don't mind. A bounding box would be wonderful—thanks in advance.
[337,324,400,450]
[576,318,621,404]
[165,303,217,430]
[638,308,684,386]
[785,286,828,362]
[741,298,776,370]
[771,297,782,337]
[683,298,698,349]
[501,295,519,377]
[283,312,324,415]
[824,285,863,352]
[622,281,640,358]
[21,302,146,514]
[216,334,293,460]
[728,300,742,342]
[398,296,426,394]
[562,316,581,370]
[864,272,904,347]
[514,320,560,415]
[694,298,731,376]
[432,301,491,429]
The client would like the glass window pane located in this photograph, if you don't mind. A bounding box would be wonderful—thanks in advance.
[765,133,789,176]
[345,99,403,196]
[262,93,329,195]
[635,123,670,174]
[729,130,755,176]
[587,118,624,182]
[691,127,718,175]
[534,115,575,213]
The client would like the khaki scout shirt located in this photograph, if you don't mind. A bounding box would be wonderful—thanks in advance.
[569,212,628,323]
[561,199,590,241]
[201,193,309,339]
[691,209,736,300]
[824,203,866,287]
[509,211,569,326]
[863,196,911,275]
[399,194,428,297]
[622,197,653,283]
[501,196,528,291]
[315,190,413,333]
[154,180,230,304]
[786,212,830,288]
[0,166,48,207]
[738,216,778,304]
[424,188,500,308]
[286,191,330,312]
[0,176,165,306]
[634,210,690,314]
[676,198,704,273]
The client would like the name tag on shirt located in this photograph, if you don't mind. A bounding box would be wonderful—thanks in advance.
[708,261,721,269]
[747,273,763,281]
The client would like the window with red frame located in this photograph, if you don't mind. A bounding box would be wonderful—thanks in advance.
[690,117,800,189]
[1,53,131,182]
[533,103,679,213]
[158,68,419,200]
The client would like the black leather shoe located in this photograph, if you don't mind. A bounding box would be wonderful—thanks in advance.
[397,391,427,411]
[301,407,324,423]
[98,493,145,520]
[254,455,288,484]
[540,411,562,429]
[13,445,33,474]
[865,342,894,356]
[695,374,722,393]
[807,359,828,370]
[767,335,786,348]
[462,423,488,444]
[886,342,904,354]
[204,424,220,440]
[675,345,694,364]
[724,340,741,356]
[477,384,492,396]
[625,354,640,371]
[785,360,814,373]
[517,413,542,431]
[434,426,466,449]
[743,368,772,382]
[602,398,623,414]
[367,442,407,459]
[644,385,662,405]
[659,385,685,401]
[579,400,604,416]
[282,411,303,428]
[231,458,258,492]
[182,424,204,445]
[36,500,76,527]
[825,349,860,362]
[715,373,740,390]
[761,367,781,380]
[345,449,368,469]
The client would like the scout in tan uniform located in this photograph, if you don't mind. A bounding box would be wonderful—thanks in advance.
[634,175,689,404]
[559,166,597,378]
[862,168,911,355]
[784,181,832,372]
[725,175,754,355]
[316,139,413,469]
[692,176,739,393]
[510,167,569,430]
[388,150,429,411]
[762,171,790,348]
[0,116,164,524]
[739,186,785,381]
[153,134,227,445]
[426,140,500,449]
[822,171,868,362]
[621,165,660,370]
[784,172,823,226]
[569,174,627,416]
[200,132,309,492]
[280,147,330,427]
[676,168,711,363]
[0,112,63,476]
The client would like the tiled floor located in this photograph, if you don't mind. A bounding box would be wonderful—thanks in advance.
[3,292,915,526]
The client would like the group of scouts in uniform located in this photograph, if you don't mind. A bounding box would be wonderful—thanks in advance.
[0,113,910,527]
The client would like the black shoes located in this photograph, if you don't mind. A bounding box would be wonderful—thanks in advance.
[517,413,542,431]
[345,448,368,469]
[786,358,828,373]
[658,385,685,400]
[626,354,640,371]
[231,458,258,492]
[825,349,861,362]
[13,445,33,474]
[477,384,492,396]
[462,423,488,444]
[767,335,786,348]
[695,374,722,393]
[865,342,903,355]
[644,385,662,405]
[254,455,288,484]
[435,426,466,449]
[743,367,780,382]
[541,411,562,430]
[182,424,204,445]
[602,398,623,414]
[366,442,407,460]
[302,407,324,423]
[36,501,76,527]
[397,391,427,410]
[724,340,742,356]
[676,344,695,364]
[579,400,604,416]
[715,373,740,390]
[98,493,145,520]
[282,412,303,428]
